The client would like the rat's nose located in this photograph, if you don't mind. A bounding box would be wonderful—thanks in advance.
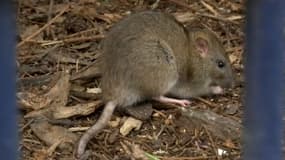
[210,86,224,94]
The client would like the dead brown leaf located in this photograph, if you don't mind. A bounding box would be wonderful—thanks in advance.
[30,120,78,152]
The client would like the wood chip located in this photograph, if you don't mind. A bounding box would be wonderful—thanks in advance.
[120,117,143,136]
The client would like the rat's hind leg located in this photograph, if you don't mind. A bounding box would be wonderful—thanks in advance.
[153,96,191,107]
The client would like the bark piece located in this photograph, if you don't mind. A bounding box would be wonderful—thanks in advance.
[181,108,241,140]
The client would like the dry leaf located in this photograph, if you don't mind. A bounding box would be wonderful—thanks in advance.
[31,121,78,152]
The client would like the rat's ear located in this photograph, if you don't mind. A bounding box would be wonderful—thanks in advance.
[195,37,209,58]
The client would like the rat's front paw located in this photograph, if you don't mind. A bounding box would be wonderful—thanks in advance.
[153,96,191,107]
[175,99,191,106]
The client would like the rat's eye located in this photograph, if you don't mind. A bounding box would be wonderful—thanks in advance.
[216,60,225,68]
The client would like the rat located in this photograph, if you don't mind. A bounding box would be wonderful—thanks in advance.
[76,11,233,159]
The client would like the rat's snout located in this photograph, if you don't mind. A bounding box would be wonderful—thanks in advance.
[212,75,234,90]
[210,86,224,94]
[209,76,233,95]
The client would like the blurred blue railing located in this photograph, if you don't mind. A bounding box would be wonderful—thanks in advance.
[244,1,285,160]
[0,1,18,160]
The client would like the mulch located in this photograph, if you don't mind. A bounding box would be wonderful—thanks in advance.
[17,0,244,159]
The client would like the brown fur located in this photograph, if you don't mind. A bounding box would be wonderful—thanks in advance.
[76,11,233,159]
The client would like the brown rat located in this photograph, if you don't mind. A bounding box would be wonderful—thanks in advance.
[76,11,233,158]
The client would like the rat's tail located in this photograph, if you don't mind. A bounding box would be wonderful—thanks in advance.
[76,101,117,159]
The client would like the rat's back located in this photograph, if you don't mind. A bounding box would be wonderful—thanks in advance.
[101,11,188,106]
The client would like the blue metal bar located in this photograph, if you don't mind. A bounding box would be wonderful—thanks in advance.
[244,1,285,160]
[0,1,18,160]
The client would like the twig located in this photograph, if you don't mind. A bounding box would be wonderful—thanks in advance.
[47,0,54,21]
[68,127,90,132]
[204,126,220,160]
[160,153,240,160]
[165,0,196,12]
[200,0,219,16]
[194,97,219,108]
[47,139,62,156]
[195,13,240,24]
[23,35,105,46]
[20,119,34,132]
[151,0,161,9]
[153,109,168,118]
[160,155,217,160]
[63,28,100,39]
[17,4,70,48]
[153,125,166,140]
[47,0,55,39]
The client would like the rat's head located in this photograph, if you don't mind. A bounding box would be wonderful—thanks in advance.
[188,28,234,95]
